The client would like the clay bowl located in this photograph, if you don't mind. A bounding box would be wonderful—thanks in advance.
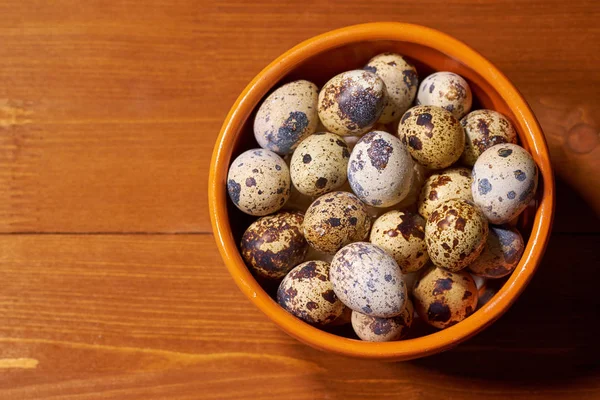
[209,22,554,360]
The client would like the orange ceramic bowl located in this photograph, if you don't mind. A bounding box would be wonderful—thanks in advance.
[209,22,554,360]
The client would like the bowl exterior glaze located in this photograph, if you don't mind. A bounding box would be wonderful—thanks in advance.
[209,22,554,360]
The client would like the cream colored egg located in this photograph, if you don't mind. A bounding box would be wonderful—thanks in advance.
[241,211,308,280]
[290,132,350,196]
[369,210,428,273]
[468,225,524,278]
[398,105,465,169]
[425,199,488,272]
[347,131,414,207]
[460,109,518,166]
[472,143,538,224]
[330,242,407,318]
[303,191,371,254]
[254,80,319,155]
[318,70,387,136]
[227,149,290,216]
[413,265,478,329]
[418,167,473,219]
[277,261,345,325]
[416,72,472,119]
[351,298,414,342]
[364,53,418,123]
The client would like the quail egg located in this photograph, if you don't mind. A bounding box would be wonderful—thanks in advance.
[413,265,478,329]
[364,53,418,123]
[290,132,350,196]
[241,211,308,280]
[303,191,371,254]
[277,260,345,325]
[472,143,539,224]
[398,105,465,169]
[369,210,429,273]
[418,167,473,219]
[227,149,291,216]
[318,70,387,136]
[347,131,414,207]
[425,199,489,272]
[468,225,525,278]
[351,298,414,342]
[330,242,407,318]
[460,109,518,166]
[254,80,319,155]
[416,72,472,119]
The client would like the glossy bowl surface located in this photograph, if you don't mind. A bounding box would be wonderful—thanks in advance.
[209,22,554,360]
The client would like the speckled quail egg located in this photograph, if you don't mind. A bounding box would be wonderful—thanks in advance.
[318,70,387,136]
[472,143,539,224]
[347,131,414,207]
[290,132,350,196]
[303,191,371,254]
[418,167,473,219]
[330,242,407,318]
[241,211,308,280]
[460,109,518,166]
[254,80,319,155]
[369,211,429,273]
[277,260,345,325]
[227,149,291,216]
[398,105,465,169]
[413,265,478,329]
[364,53,418,123]
[416,72,472,119]
[425,199,488,272]
[351,298,414,342]
[468,225,525,278]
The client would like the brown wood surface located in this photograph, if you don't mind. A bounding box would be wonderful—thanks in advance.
[0,0,598,398]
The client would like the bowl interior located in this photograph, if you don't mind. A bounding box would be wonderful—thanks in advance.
[214,24,553,360]
[228,39,537,249]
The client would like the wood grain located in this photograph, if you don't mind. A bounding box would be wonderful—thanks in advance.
[0,0,597,233]
[0,0,598,398]
[0,234,597,399]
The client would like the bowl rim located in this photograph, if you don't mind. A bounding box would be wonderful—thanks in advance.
[209,22,555,360]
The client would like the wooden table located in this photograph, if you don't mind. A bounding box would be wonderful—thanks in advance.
[1,1,598,398]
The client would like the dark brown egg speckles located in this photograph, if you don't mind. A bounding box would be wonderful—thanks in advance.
[347,131,414,207]
[398,105,465,169]
[364,53,418,123]
[277,260,345,325]
[227,149,291,216]
[425,199,488,272]
[472,143,539,224]
[254,80,319,155]
[290,132,350,197]
[351,299,414,342]
[303,191,371,254]
[413,266,478,329]
[418,167,473,219]
[330,242,406,318]
[468,225,525,278]
[416,72,473,119]
[370,211,429,273]
[241,211,308,280]
[460,109,517,166]
[318,70,387,136]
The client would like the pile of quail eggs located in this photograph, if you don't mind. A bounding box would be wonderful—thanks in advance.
[227,53,538,342]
